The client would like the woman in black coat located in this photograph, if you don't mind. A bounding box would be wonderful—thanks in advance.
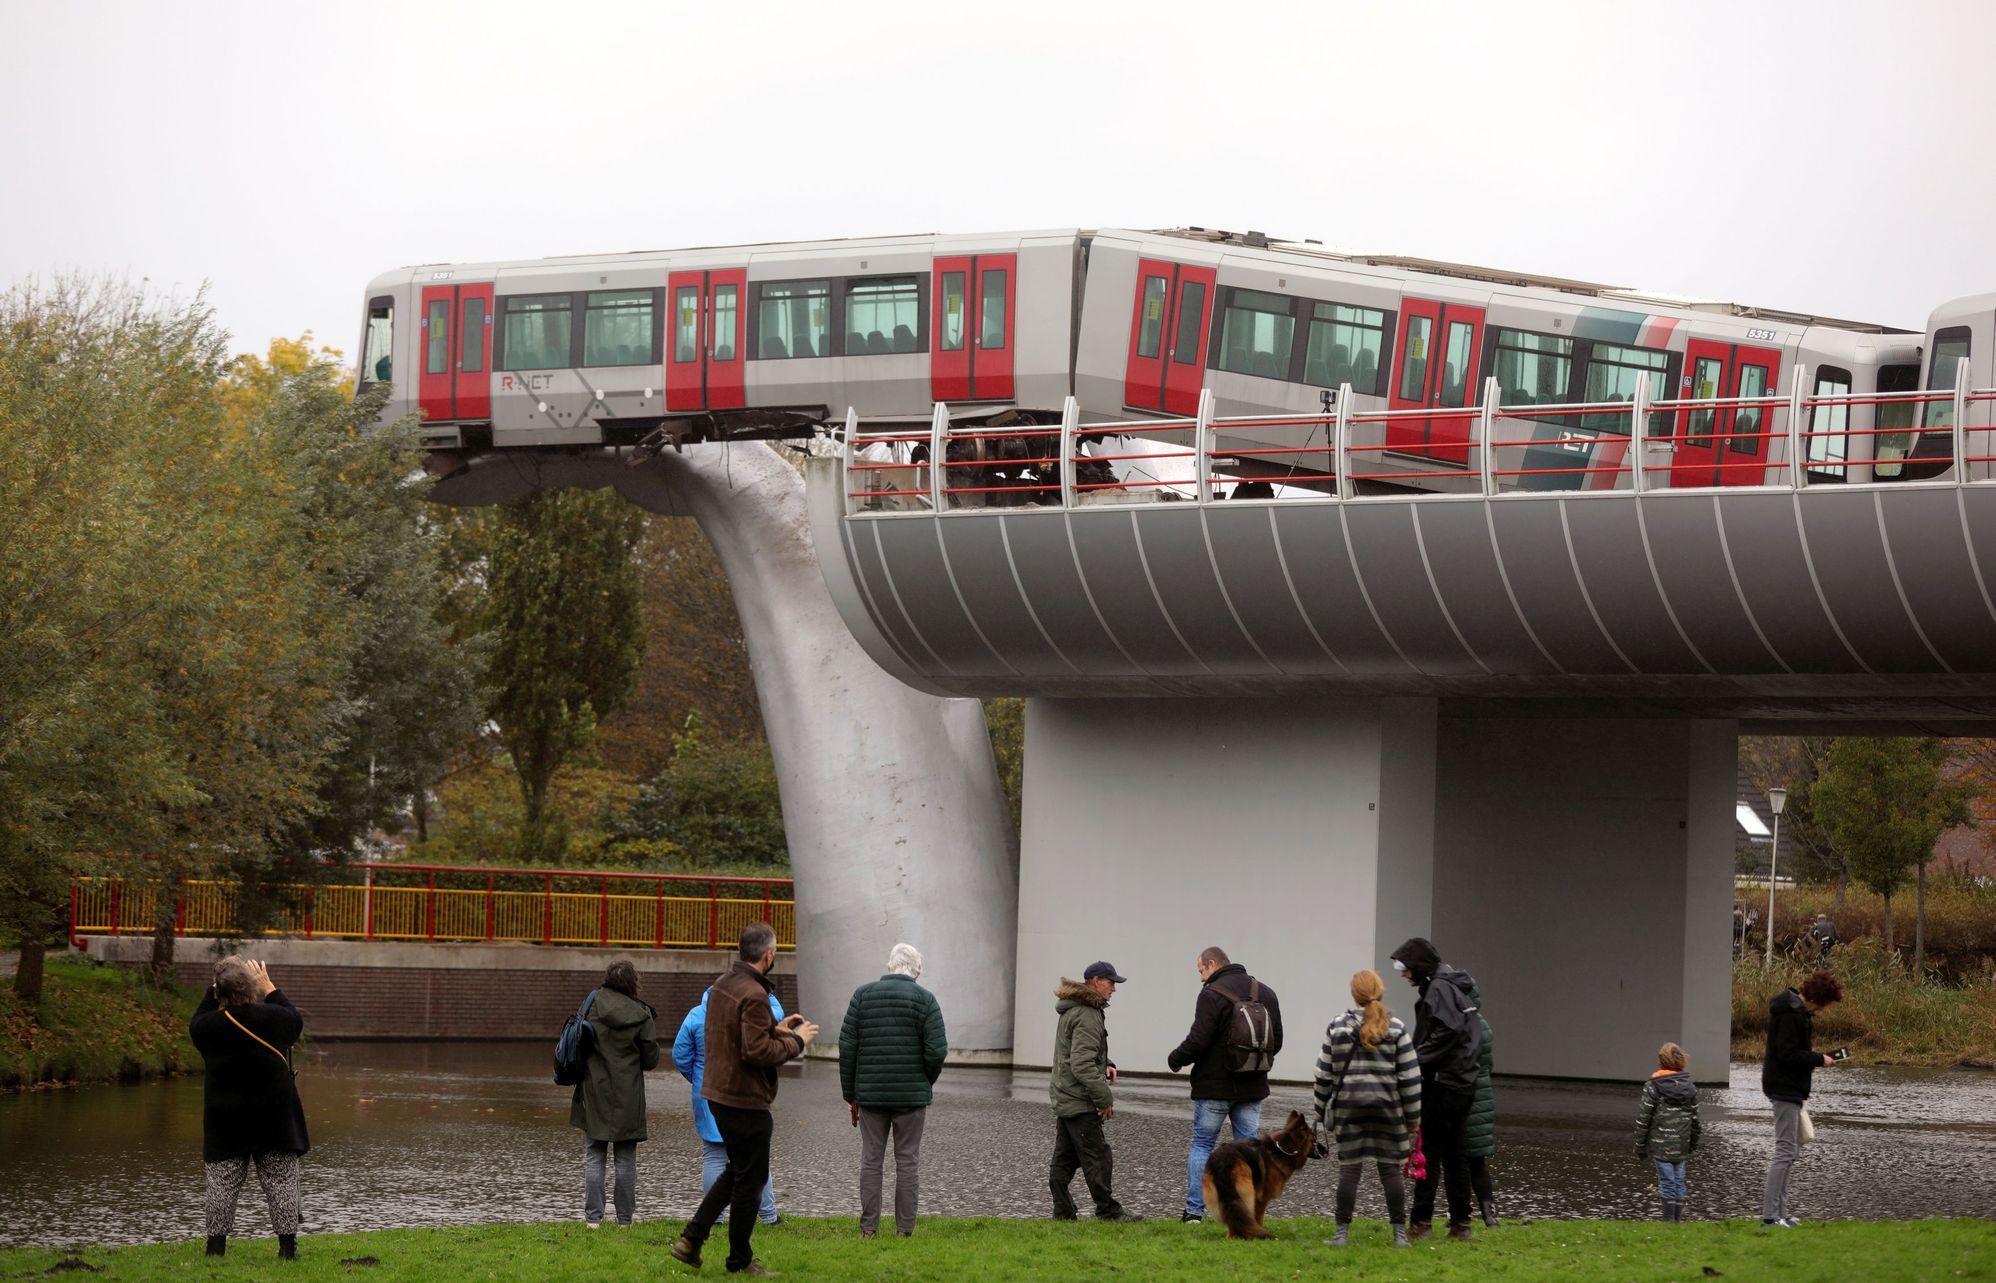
[189,957,309,1260]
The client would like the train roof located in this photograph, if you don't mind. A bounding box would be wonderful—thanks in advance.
[1152,226,1918,337]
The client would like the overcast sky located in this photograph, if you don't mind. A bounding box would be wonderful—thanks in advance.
[5,0,1993,361]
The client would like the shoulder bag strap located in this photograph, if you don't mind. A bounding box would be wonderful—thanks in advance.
[224,1009,295,1075]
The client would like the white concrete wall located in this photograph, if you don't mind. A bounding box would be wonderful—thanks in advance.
[1012,696,1438,1079]
[1431,717,1737,1083]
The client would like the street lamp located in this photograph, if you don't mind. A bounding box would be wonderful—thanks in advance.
[1765,787,1788,963]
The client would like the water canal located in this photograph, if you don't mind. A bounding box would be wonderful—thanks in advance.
[4,1043,1991,1247]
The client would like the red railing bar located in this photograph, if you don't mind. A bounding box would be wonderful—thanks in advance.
[1073,478,1196,491]
[1084,450,1198,463]
[847,489,930,499]
[939,455,1063,471]
[69,882,81,950]
[937,483,1059,496]
[654,878,665,948]
[174,875,186,938]
[1489,465,1629,477]
[599,875,609,946]
[849,432,933,444]
[109,878,120,938]
[543,872,553,944]
[708,880,720,949]
[1347,468,1483,481]
[850,460,928,471]
[425,869,436,942]
[485,871,495,941]
[1215,445,1336,458]
[1350,408,1484,422]
[942,425,1066,439]
[304,886,314,940]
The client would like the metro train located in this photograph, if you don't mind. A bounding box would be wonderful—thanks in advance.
[357,228,1990,492]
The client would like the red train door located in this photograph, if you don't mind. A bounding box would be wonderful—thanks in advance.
[1386,299,1484,464]
[419,282,496,422]
[667,269,747,412]
[930,253,1017,402]
[1669,340,1780,487]
[1123,259,1216,415]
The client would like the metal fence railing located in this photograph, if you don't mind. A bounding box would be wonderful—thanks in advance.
[70,863,796,951]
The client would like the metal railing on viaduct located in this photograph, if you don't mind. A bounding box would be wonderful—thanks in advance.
[70,863,796,951]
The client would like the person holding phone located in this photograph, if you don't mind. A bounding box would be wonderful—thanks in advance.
[671,923,817,1278]
[1760,969,1844,1228]
[189,957,308,1260]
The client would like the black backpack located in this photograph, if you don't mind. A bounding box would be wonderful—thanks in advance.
[553,990,599,1086]
[1224,978,1275,1074]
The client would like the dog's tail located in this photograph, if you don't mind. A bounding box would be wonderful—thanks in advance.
[1205,1157,1267,1240]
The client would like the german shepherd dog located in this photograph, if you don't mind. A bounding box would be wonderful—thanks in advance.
[1201,1110,1315,1239]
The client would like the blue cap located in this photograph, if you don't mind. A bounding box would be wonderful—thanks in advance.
[1084,960,1127,984]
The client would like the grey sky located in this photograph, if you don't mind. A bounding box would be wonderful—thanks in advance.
[4,0,1993,361]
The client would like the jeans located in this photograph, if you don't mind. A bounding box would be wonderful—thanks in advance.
[1655,1160,1687,1203]
[1763,1097,1803,1221]
[1410,1081,1474,1228]
[1185,1099,1261,1217]
[683,1103,773,1272]
[701,1141,778,1224]
[858,1105,928,1234]
[584,1139,637,1225]
[1049,1111,1124,1219]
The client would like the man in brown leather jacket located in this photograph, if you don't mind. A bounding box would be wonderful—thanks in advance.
[673,923,818,1277]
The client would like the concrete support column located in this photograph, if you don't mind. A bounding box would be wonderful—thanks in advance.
[1432,717,1737,1082]
[1011,696,1437,1074]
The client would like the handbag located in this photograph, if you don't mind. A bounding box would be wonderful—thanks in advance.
[1404,1126,1427,1182]
[1797,1105,1815,1146]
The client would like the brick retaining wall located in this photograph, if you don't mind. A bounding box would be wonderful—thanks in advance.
[84,937,800,1041]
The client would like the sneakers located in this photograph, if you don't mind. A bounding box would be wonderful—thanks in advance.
[670,1236,703,1267]
[1179,1212,1202,1225]
[585,1222,600,1231]
[1327,1225,1349,1248]
[1392,1225,1411,1248]
[1781,1216,1801,1228]
[1761,1217,1796,1229]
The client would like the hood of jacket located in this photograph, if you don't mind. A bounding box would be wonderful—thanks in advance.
[1770,987,1805,1018]
[1429,964,1478,1007]
[1055,978,1107,1012]
[591,988,655,1030]
[1648,1069,1696,1104]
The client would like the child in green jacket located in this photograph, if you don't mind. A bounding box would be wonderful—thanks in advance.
[1634,1042,1701,1222]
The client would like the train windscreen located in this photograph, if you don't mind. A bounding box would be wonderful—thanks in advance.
[360,297,393,386]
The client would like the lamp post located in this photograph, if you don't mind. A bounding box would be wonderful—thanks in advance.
[1765,786,1788,963]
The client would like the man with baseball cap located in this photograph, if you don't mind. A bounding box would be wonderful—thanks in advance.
[1048,961,1142,1222]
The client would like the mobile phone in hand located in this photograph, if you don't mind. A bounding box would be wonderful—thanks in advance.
[1831,1047,1849,1062]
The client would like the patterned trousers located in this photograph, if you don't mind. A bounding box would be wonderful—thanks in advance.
[204,1152,302,1237]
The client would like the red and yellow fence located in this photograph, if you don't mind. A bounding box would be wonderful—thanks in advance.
[70,863,795,951]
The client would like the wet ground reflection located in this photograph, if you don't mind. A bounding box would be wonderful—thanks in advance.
[4,1042,1991,1247]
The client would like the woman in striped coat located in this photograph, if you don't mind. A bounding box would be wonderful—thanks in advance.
[1312,970,1423,1249]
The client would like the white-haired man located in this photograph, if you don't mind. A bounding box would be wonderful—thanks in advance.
[837,943,949,1237]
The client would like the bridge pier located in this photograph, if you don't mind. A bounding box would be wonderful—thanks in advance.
[1011,698,1735,1083]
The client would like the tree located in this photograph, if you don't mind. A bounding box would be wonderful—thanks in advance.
[608,712,787,869]
[483,488,646,858]
[984,697,1025,835]
[1741,735,1846,896]
[1811,737,1973,965]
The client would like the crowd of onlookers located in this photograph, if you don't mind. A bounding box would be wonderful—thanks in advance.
[188,927,1849,1271]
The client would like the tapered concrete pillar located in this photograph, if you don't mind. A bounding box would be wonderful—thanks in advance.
[432,447,1019,1058]
[1011,696,1438,1073]
[1431,717,1737,1082]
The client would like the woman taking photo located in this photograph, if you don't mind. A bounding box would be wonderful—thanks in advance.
[1312,969,1424,1248]
[571,960,661,1228]
[1761,969,1843,1228]
[189,956,308,1260]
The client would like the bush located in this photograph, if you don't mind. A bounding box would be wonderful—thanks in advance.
[608,716,788,870]
[1762,879,1996,973]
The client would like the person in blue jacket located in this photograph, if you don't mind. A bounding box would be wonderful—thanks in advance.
[674,986,782,1224]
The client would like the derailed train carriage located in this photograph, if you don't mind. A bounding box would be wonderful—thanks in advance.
[357,227,1990,493]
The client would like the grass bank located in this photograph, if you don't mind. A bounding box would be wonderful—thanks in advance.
[2,1218,1991,1282]
[1731,940,1996,1068]
[1766,881,1996,974]
[0,954,199,1090]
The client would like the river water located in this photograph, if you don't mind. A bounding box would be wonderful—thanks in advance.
[3,1043,1992,1247]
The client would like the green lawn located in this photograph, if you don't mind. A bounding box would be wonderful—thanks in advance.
[4,1217,1991,1282]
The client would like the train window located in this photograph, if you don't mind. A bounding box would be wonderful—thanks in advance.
[712,285,737,361]
[1399,315,1432,400]
[1730,363,1769,454]
[499,294,573,370]
[1806,366,1852,481]
[757,279,829,359]
[979,270,1007,351]
[1136,275,1168,359]
[1439,320,1474,407]
[1489,328,1574,414]
[1875,362,1920,477]
[425,298,450,376]
[583,290,654,367]
[846,276,921,355]
[360,298,392,384]
[1171,281,1206,364]
[1922,327,1972,430]
[1303,302,1388,393]
[1216,288,1296,380]
[461,298,485,374]
[1581,343,1671,435]
[1687,356,1723,444]
[674,286,700,363]
[940,272,967,352]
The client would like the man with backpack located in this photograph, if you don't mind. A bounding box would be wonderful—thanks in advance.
[1165,946,1284,1225]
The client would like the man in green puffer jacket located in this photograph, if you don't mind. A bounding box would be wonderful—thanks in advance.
[839,943,948,1238]
[1465,982,1497,1227]
[1048,962,1142,1222]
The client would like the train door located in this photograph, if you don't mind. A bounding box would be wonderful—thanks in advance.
[1669,340,1781,487]
[418,282,495,422]
[931,254,1017,402]
[1123,258,1216,415]
[1386,299,1484,464]
[666,268,747,412]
